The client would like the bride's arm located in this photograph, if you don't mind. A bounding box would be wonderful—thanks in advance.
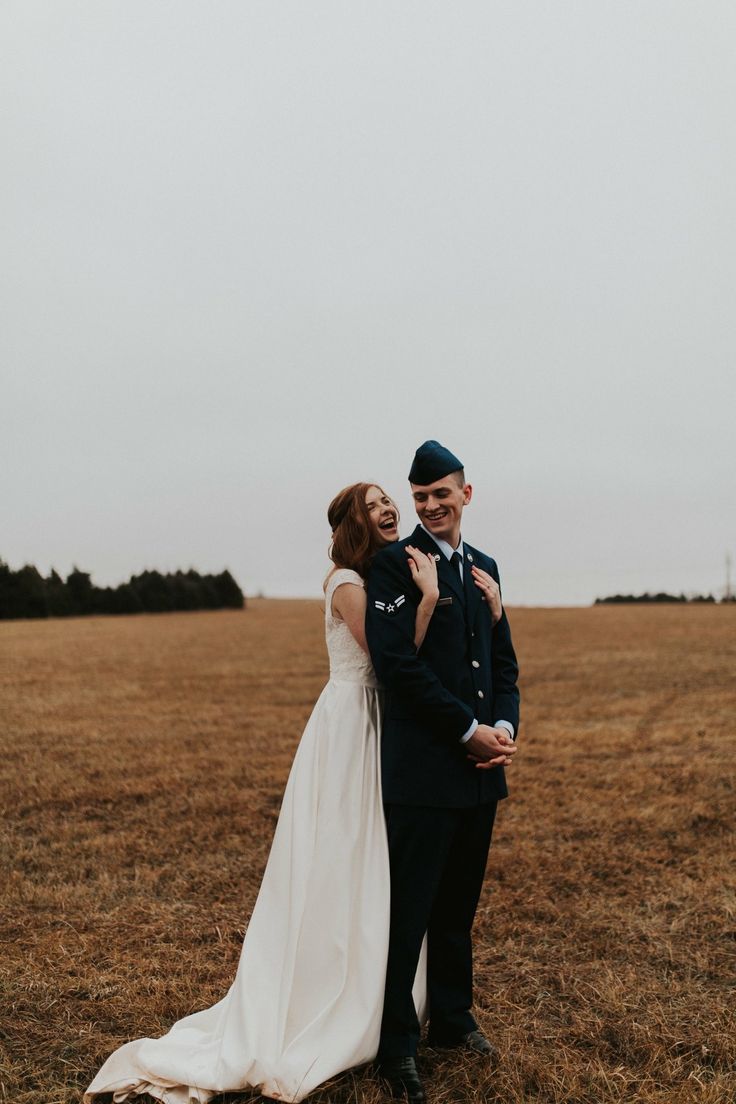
[331,583,370,654]
[331,550,439,657]
[406,546,439,650]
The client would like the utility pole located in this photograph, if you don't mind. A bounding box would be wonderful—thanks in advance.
[726,551,733,602]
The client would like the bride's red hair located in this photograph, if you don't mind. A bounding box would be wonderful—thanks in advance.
[327,482,396,582]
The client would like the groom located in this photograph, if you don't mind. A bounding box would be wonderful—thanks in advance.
[366,440,520,1104]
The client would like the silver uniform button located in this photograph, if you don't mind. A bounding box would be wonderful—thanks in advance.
[434,553,441,561]
[467,553,473,562]
[477,690,484,699]
[472,660,480,668]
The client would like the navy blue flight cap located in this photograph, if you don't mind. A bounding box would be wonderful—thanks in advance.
[408,439,464,485]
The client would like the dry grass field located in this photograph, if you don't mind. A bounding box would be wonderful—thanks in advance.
[1,602,734,1104]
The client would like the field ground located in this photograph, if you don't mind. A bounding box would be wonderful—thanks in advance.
[1,602,735,1104]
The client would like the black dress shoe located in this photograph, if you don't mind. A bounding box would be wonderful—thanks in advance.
[427,1029,500,1063]
[460,1029,500,1061]
[377,1056,427,1102]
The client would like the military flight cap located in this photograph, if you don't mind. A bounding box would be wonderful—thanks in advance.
[408,439,464,485]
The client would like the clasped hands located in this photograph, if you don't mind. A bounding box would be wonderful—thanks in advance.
[466,725,517,770]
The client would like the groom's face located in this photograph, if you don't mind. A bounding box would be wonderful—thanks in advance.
[410,472,472,547]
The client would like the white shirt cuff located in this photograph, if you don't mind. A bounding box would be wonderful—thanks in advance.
[494,719,515,740]
[459,719,479,744]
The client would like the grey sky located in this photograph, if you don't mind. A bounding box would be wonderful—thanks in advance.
[2,2,734,605]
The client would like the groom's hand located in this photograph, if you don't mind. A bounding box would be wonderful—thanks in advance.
[465,725,517,770]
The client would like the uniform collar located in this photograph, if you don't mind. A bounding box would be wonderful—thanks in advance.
[419,523,463,562]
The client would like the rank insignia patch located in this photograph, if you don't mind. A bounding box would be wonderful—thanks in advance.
[375,595,406,614]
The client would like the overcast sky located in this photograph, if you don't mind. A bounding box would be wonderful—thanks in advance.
[2,2,734,605]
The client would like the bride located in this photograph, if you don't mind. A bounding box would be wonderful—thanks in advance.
[84,482,449,1104]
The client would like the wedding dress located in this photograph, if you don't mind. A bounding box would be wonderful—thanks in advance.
[85,568,424,1104]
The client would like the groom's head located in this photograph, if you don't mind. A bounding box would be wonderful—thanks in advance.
[409,440,472,548]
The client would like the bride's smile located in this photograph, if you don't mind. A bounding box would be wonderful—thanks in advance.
[365,486,399,545]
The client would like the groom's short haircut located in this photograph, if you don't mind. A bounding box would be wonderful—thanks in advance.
[452,468,466,487]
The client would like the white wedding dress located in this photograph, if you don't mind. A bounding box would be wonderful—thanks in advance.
[85,569,424,1104]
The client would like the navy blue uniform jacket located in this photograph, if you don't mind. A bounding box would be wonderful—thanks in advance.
[366,525,520,808]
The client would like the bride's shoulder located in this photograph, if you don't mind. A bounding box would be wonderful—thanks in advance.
[324,566,365,594]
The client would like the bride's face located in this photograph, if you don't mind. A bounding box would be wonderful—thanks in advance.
[365,485,399,546]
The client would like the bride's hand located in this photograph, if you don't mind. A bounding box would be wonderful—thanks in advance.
[406,545,439,603]
[471,566,502,625]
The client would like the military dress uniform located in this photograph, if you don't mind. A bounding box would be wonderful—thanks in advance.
[366,455,520,1063]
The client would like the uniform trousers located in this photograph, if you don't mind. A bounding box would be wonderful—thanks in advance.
[378,800,497,1060]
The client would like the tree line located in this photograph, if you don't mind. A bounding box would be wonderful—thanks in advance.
[594,592,733,605]
[0,559,245,620]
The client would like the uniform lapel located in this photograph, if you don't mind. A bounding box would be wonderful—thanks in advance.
[463,543,483,627]
[409,525,465,605]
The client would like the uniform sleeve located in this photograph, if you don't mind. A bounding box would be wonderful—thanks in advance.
[488,561,521,736]
[366,548,475,741]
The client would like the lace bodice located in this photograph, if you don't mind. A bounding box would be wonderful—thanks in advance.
[324,569,379,687]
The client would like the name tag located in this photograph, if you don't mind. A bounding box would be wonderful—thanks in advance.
[437,596,453,607]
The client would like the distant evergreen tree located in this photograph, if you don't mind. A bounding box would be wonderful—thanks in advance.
[170,570,201,611]
[0,557,245,620]
[108,582,145,614]
[16,565,48,618]
[0,560,19,618]
[129,570,175,613]
[0,561,47,618]
[66,568,95,614]
[46,568,75,616]
[213,569,244,609]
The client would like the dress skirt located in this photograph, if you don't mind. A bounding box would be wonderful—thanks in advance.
[84,677,397,1103]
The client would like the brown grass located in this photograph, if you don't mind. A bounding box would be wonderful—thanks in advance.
[1,602,734,1104]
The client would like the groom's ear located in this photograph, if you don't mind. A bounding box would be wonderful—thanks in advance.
[463,483,473,505]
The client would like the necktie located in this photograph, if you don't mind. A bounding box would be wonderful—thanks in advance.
[451,551,463,581]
